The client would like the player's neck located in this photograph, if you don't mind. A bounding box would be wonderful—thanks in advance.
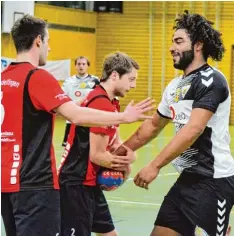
[77,73,88,79]
[100,82,115,100]
[16,51,39,67]
[183,58,207,76]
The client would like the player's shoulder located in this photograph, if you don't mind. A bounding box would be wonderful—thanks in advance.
[88,74,99,80]
[83,86,110,106]
[88,75,100,85]
[195,65,228,89]
[87,86,107,98]
[63,75,77,84]
[32,68,56,81]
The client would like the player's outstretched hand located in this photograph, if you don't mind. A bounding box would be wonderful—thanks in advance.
[122,98,155,123]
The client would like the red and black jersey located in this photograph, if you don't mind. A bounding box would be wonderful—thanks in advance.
[1,62,71,192]
[59,85,120,186]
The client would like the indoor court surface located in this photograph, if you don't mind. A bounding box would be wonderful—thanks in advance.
[2,118,234,236]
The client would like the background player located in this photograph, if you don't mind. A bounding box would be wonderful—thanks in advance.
[59,52,140,236]
[61,56,100,146]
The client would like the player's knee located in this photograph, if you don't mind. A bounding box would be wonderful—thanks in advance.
[226,225,231,236]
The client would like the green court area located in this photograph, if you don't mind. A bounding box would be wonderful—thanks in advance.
[2,118,234,235]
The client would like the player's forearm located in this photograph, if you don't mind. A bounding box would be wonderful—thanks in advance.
[71,106,125,127]
[123,119,164,151]
[151,123,204,170]
[90,151,114,168]
[56,102,126,127]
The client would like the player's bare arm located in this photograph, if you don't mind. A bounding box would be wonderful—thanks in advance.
[89,132,134,169]
[54,97,155,127]
[134,108,213,189]
[114,111,169,155]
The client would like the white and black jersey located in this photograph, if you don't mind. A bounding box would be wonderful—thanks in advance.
[158,64,234,178]
[62,74,100,102]
[62,74,100,124]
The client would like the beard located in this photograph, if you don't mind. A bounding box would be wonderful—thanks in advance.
[173,49,194,70]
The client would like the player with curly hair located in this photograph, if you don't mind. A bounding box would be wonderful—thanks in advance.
[115,11,234,236]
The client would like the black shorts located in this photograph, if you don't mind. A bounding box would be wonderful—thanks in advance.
[155,172,234,236]
[60,184,114,236]
[1,189,60,236]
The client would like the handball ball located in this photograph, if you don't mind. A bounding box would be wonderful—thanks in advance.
[97,169,124,191]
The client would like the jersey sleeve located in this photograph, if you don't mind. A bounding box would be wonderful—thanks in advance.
[29,69,72,112]
[88,97,114,135]
[192,72,229,113]
[157,85,172,119]
[93,78,100,88]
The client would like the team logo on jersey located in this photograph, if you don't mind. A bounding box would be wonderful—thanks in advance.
[75,91,81,97]
[55,93,69,100]
[181,84,191,98]
[195,226,209,236]
[173,84,191,102]
[174,88,181,102]
[79,82,87,89]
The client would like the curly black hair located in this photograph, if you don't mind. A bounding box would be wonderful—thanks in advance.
[173,10,225,61]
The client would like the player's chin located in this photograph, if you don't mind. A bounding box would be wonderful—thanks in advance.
[118,93,125,98]
[121,91,129,97]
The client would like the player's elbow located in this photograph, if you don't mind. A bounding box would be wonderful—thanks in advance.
[68,116,83,125]
[89,150,102,165]
[188,123,205,137]
[89,151,98,164]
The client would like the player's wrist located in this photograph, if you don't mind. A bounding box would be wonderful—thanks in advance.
[151,159,162,171]
[119,112,127,123]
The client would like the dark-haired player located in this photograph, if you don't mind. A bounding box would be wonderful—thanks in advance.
[116,11,234,236]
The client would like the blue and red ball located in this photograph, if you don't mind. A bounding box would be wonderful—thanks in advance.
[97,169,124,191]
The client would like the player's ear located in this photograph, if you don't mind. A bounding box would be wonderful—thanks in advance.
[194,41,203,52]
[111,71,119,81]
[35,35,42,48]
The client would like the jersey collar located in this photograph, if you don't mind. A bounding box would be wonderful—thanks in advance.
[185,63,210,78]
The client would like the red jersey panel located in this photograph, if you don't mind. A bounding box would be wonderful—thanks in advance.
[1,62,71,192]
[59,85,120,186]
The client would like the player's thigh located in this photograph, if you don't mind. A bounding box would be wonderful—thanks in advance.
[151,226,182,236]
[60,184,95,236]
[155,183,195,236]
[11,190,60,236]
[1,193,17,236]
[192,176,234,236]
[92,187,115,234]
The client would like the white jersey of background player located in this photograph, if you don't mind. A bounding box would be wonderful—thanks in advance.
[61,56,99,146]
